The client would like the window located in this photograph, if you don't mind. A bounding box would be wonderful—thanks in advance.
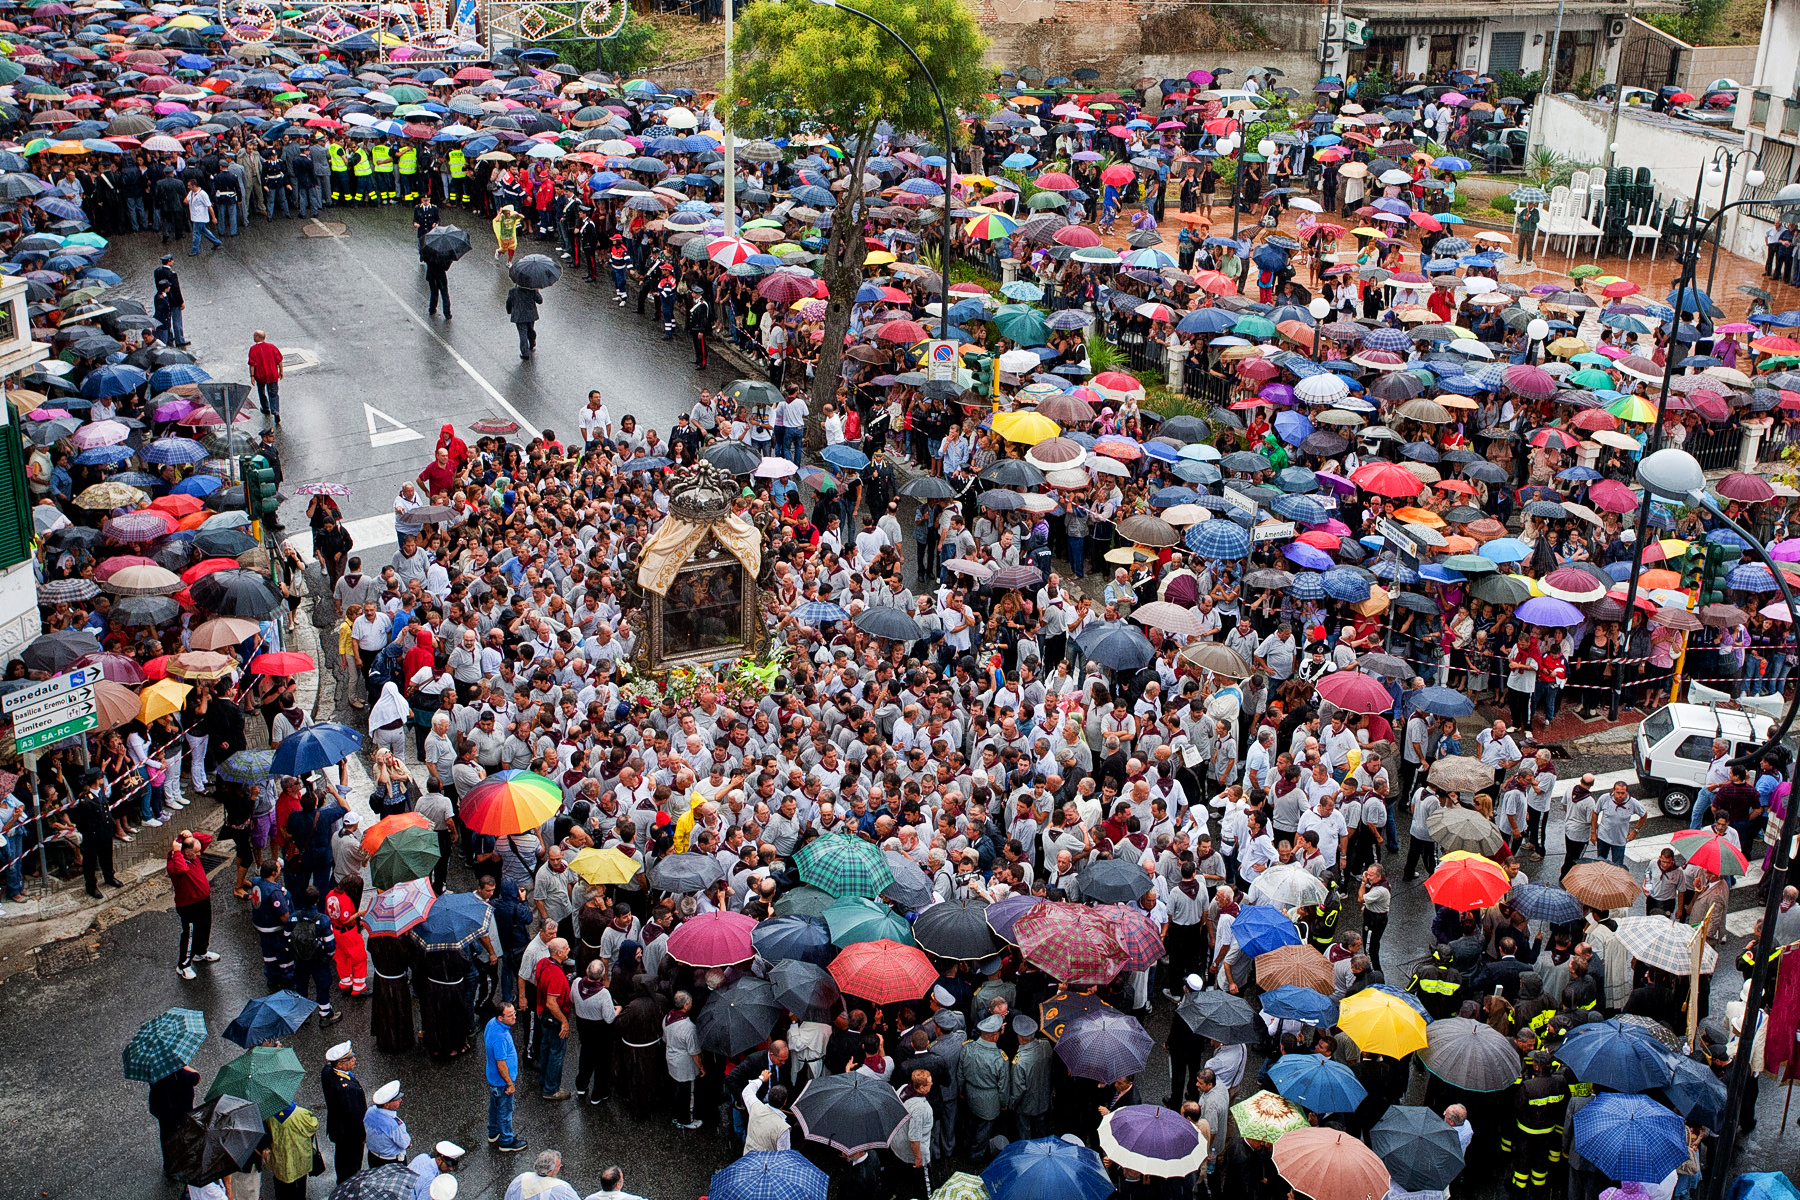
[0,427,28,571]
[1642,708,1674,747]
[1755,90,1772,126]
[1488,31,1525,74]
[1784,97,1800,136]
[1742,140,1797,223]
[1674,734,1715,763]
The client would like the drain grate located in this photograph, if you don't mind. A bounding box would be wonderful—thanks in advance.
[34,934,100,978]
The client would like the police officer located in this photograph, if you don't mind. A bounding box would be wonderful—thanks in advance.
[959,1013,1009,1163]
[414,193,440,263]
[1407,942,1465,1021]
[320,1041,366,1181]
[251,860,295,989]
[1510,1049,1569,1197]
[579,208,601,282]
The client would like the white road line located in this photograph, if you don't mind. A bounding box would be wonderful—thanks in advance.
[305,216,536,435]
[283,513,398,561]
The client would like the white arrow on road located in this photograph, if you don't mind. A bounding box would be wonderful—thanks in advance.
[364,403,424,448]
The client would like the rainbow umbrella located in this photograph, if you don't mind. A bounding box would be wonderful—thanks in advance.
[365,877,435,936]
[1607,395,1659,423]
[965,212,1019,240]
[459,769,562,835]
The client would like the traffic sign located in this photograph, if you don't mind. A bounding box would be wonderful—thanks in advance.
[1379,518,1421,570]
[4,666,99,753]
[16,713,97,755]
[1,667,97,715]
[1221,485,1261,516]
[1253,520,1297,543]
[924,339,959,383]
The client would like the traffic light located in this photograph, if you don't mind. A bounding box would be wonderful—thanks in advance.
[1699,541,1742,606]
[240,454,277,523]
[1675,547,1704,594]
[967,351,994,397]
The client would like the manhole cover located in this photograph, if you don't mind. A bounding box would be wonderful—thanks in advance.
[34,934,100,978]
[283,348,322,375]
[303,222,347,238]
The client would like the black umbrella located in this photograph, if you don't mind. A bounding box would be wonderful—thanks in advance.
[113,594,179,626]
[793,1071,910,1154]
[898,475,955,500]
[752,914,836,966]
[912,897,999,961]
[192,528,259,558]
[509,254,561,288]
[168,1096,265,1184]
[330,1162,419,1200]
[854,606,924,641]
[725,378,782,408]
[1177,989,1260,1043]
[421,223,472,261]
[700,440,762,474]
[190,569,282,619]
[21,628,102,672]
[768,958,842,1022]
[695,976,785,1057]
[1076,623,1155,671]
[648,852,724,893]
[46,526,102,552]
[1420,1017,1522,1092]
[151,542,194,571]
[881,851,935,912]
[979,458,1044,488]
[1370,1106,1467,1191]
[1078,858,1154,905]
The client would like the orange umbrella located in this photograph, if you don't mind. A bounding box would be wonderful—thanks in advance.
[1640,569,1683,590]
[362,812,432,856]
[176,511,211,532]
[1442,535,1477,554]
[1272,1128,1391,1200]
[1392,506,1445,527]
[1435,479,1478,495]
[1255,944,1335,993]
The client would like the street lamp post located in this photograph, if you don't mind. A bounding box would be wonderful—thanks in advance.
[1219,132,1242,240]
[1308,295,1331,361]
[1525,316,1548,365]
[1634,447,1800,1200]
[804,0,956,344]
[1604,167,1788,722]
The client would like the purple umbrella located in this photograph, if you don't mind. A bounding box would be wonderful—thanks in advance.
[986,893,1042,943]
[1515,595,1585,627]
[1314,471,1356,495]
[1056,1011,1154,1082]
[1260,383,1295,405]
[153,399,197,422]
[1099,1104,1208,1177]
[1283,542,1334,570]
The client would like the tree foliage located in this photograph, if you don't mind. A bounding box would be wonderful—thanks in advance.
[724,0,990,412]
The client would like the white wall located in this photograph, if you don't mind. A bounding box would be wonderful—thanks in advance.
[0,559,40,669]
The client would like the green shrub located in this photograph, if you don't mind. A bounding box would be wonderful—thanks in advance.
[1493,194,1517,213]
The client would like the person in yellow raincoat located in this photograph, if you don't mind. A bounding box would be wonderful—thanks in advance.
[671,789,708,854]
[492,204,522,263]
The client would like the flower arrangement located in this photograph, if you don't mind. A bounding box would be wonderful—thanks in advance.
[618,642,793,713]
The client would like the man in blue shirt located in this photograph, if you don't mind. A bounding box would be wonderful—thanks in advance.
[483,1002,528,1153]
[364,1079,412,1167]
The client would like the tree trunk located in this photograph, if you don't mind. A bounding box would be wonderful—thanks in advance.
[805,126,876,449]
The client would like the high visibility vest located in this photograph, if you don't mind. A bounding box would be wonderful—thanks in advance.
[352,153,373,177]
[328,145,347,172]
[398,147,416,174]
[448,149,467,178]
[371,145,393,171]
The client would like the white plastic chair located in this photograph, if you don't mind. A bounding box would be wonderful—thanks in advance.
[1568,169,1590,218]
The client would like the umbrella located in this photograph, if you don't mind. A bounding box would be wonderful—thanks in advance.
[829,938,936,1004]
[222,991,316,1047]
[982,1138,1112,1200]
[853,605,926,642]
[930,1175,990,1200]
[1615,914,1720,974]
[696,976,786,1056]
[823,896,914,947]
[1572,1093,1689,1182]
[1371,1106,1466,1191]
[793,1072,909,1154]
[1076,623,1156,672]
[768,958,841,1022]
[421,224,472,260]
[1178,989,1260,1042]
[270,722,363,777]
[1016,903,1128,985]
[365,878,436,936]
[912,897,999,961]
[1426,755,1499,796]
[409,892,492,952]
[753,914,836,966]
[667,910,759,967]
[1057,1010,1154,1081]
[1254,944,1334,992]
[1270,1052,1368,1112]
[123,1007,207,1082]
[1424,856,1511,911]
[1077,858,1154,904]
[1231,904,1303,956]
[1659,1054,1729,1130]
[1272,1127,1391,1200]
[458,769,562,835]
[22,628,101,672]
[1337,988,1429,1058]
[190,569,282,618]
[1420,1017,1520,1091]
[650,851,726,892]
[1261,985,1339,1024]
[882,851,936,912]
[1231,1090,1311,1141]
[509,253,561,288]
[330,1163,420,1200]
[1507,883,1586,924]
[567,846,643,887]
[1426,806,1505,856]
[797,832,895,899]
[1099,1104,1208,1177]
[168,1096,265,1184]
[204,1045,305,1119]
[369,825,441,891]
[1563,862,1641,910]
[1558,1019,1676,1091]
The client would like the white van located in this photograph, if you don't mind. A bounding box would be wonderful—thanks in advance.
[1634,701,1775,818]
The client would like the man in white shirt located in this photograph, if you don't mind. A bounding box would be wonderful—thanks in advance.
[1475,720,1522,793]
[1323,715,1359,779]
[578,390,612,450]
[1298,794,1349,868]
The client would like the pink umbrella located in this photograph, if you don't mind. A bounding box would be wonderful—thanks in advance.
[72,419,130,449]
[1315,670,1394,714]
[25,407,72,420]
[1441,91,1469,105]
[664,910,758,967]
[153,399,196,422]
[1770,538,1800,562]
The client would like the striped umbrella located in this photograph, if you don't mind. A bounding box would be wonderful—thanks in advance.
[1671,829,1750,876]
[796,832,895,899]
[364,877,435,936]
[459,770,562,835]
[965,212,1019,239]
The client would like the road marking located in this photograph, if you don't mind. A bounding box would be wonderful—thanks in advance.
[283,513,398,562]
[305,216,536,434]
[364,403,424,448]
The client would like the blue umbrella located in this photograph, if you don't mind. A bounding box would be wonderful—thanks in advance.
[1271,493,1327,524]
[1269,1053,1368,1113]
[80,363,147,397]
[1371,560,1421,584]
[222,991,317,1048]
[171,474,223,497]
[1175,461,1223,485]
[1409,685,1474,718]
[1559,1021,1675,1092]
[409,892,493,952]
[1504,883,1584,924]
[1261,985,1338,1025]
[1572,1093,1688,1182]
[1418,564,1467,585]
[1232,904,1301,957]
[1284,543,1333,570]
[141,437,207,465]
[1727,562,1778,592]
[1179,308,1238,334]
[1322,567,1372,602]
[1057,1011,1155,1081]
[1658,1054,1728,1130]
[1288,571,1327,599]
[983,1138,1112,1200]
[1274,413,1314,447]
[792,601,849,627]
[76,445,133,466]
[818,444,869,471]
[711,1151,829,1200]
[269,722,363,776]
[1729,1175,1800,1200]
[1151,486,1201,507]
[1480,537,1532,564]
[149,365,211,392]
[1077,623,1156,671]
[1185,519,1252,559]
[750,914,835,966]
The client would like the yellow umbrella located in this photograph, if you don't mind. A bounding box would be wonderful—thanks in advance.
[1505,572,1544,598]
[1337,988,1429,1057]
[568,846,644,886]
[990,411,1061,445]
[864,250,896,266]
[1547,337,1588,357]
[168,13,208,25]
[139,679,191,725]
[1105,546,1154,566]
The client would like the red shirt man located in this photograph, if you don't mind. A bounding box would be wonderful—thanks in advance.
[247,331,284,424]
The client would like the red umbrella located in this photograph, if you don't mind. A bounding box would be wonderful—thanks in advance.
[1033,171,1077,190]
[182,557,243,584]
[140,655,170,680]
[830,938,937,1004]
[1015,902,1129,985]
[1350,462,1423,498]
[1717,471,1777,503]
[1272,1127,1391,1200]
[1423,856,1511,911]
[1572,408,1619,432]
[1101,163,1136,187]
[1314,671,1393,715]
[875,319,928,343]
[1054,225,1103,249]
[665,910,759,967]
[248,651,316,676]
[93,555,157,582]
[1097,905,1165,970]
[1588,479,1640,514]
[1671,829,1750,877]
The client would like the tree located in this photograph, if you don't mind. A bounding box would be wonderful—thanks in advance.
[724,0,990,415]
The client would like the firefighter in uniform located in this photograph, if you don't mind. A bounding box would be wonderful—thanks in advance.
[1510,1050,1569,1197]
[370,141,395,204]
[656,263,678,340]
[1407,943,1466,1021]
[1304,886,1341,953]
[328,141,350,206]
[447,147,470,207]
[350,145,374,205]
[608,232,631,305]
[398,144,419,203]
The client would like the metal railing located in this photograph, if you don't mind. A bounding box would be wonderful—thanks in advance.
[1686,423,1744,470]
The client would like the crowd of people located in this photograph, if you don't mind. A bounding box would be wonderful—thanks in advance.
[4,9,1800,1200]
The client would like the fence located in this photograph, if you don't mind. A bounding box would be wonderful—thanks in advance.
[1685,424,1743,471]
[1119,336,1165,377]
[1183,369,1232,408]
[1759,423,1799,466]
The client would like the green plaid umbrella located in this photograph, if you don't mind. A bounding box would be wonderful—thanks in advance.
[796,833,895,899]
[123,1007,207,1082]
[369,824,441,891]
[205,1046,305,1120]
[215,749,274,786]
[1232,1090,1310,1141]
[931,1173,991,1200]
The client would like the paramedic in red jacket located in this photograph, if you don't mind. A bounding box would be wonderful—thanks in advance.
[169,829,217,980]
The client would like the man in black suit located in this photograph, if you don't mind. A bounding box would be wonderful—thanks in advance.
[320,1041,366,1181]
[725,1041,796,1148]
[153,254,188,346]
[688,291,713,369]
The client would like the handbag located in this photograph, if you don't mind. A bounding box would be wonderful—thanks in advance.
[309,1136,326,1177]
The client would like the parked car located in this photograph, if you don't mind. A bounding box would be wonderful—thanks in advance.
[1634,700,1775,818]
[1472,127,1531,170]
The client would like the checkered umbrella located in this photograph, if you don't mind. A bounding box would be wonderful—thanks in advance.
[797,833,896,899]
[329,1163,420,1200]
[122,1007,207,1083]
[1015,902,1128,985]
[1572,1094,1690,1183]
[1615,914,1720,975]
[1057,1010,1154,1082]
[1184,519,1252,559]
[828,938,936,1005]
[929,1174,990,1200]
[1097,905,1165,970]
